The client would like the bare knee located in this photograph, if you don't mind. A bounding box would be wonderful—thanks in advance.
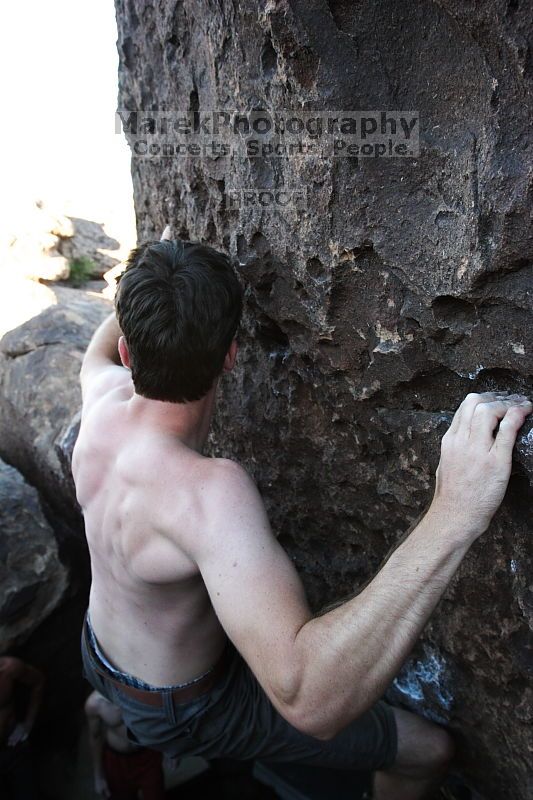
[387,707,455,780]
[424,725,455,774]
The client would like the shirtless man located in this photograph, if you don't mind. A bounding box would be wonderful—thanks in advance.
[85,690,164,799]
[74,228,532,800]
[0,656,44,798]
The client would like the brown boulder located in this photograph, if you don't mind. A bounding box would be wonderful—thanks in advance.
[2,201,122,282]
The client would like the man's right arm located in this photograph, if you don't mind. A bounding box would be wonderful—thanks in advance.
[185,392,531,741]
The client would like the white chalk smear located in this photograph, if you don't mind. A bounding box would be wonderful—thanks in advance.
[393,645,454,712]
[456,364,484,380]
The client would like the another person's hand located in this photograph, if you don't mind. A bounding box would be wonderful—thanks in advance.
[94,774,111,798]
[7,722,30,746]
[428,391,532,541]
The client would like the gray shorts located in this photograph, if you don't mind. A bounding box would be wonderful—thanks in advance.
[81,611,397,772]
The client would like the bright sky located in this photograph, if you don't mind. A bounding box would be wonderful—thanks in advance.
[0,1,135,244]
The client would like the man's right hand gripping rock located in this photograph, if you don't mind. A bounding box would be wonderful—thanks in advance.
[428,391,532,542]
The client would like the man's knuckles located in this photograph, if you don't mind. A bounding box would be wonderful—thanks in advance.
[499,405,529,431]
[471,401,506,423]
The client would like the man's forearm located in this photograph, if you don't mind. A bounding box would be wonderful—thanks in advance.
[291,510,471,739]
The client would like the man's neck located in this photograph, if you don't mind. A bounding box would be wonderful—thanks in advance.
[126,384,217,454]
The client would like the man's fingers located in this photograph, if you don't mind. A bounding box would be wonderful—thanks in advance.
[491,403,532,460]
[469,397,531,447]
[449,392,506,435]
[160,224,172,241]
[449,391,529,437]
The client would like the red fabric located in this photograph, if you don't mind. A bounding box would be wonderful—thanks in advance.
[102,743,165,800]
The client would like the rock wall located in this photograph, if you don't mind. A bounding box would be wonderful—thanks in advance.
[114,1,532,797]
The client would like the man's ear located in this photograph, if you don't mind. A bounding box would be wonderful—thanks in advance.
[118,336,131,369]
[223,338,238,371]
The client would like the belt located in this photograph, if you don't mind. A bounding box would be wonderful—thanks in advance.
[82,616,232,708]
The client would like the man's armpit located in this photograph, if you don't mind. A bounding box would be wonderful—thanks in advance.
[81,364,132,410]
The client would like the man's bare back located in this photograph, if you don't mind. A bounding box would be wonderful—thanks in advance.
[72,378,228,687]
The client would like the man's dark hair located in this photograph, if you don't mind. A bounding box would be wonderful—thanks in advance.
[115,239,243,403]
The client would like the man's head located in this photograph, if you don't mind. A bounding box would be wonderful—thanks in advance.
[115,239,243,403]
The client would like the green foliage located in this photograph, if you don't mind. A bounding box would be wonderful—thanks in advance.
[68,256,95,287]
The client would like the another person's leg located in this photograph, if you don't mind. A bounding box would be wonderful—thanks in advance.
[132,748,165,800]
[102,745,138,800]
[373,707,455,800]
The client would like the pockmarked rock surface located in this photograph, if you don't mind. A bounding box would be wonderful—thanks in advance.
[114,1,532,797]
[0,459,68,651]
[0,286,111,530]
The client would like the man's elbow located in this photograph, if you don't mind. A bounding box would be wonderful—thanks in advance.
[285,701,340,741]
[279,679,367,741]
[274,676,340,742]
[270,656,343,742]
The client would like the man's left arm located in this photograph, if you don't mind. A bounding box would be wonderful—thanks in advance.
[80,313,131,406]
